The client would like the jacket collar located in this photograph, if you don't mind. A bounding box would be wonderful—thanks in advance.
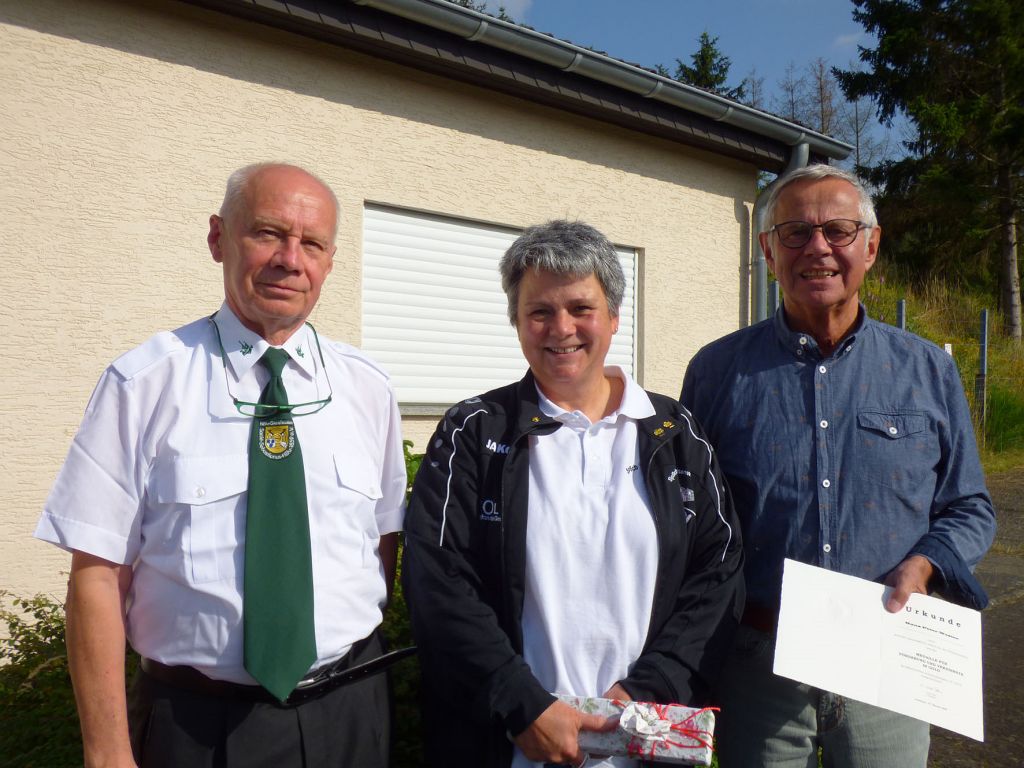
[513,370,560,440]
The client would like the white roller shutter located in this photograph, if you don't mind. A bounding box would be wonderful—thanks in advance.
[362,205,637,406]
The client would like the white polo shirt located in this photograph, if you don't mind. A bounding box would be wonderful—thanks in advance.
[515,367,658,768]
[35,304,406,683]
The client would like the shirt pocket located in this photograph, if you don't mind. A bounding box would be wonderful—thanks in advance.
[150,454,248,584]
[855,410,935,492]
[332,448,384,569]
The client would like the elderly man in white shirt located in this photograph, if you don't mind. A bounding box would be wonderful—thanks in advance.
[402,220,744,768]
[35,163,406,768]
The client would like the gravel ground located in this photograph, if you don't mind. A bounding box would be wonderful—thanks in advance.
[929,470,1024,767]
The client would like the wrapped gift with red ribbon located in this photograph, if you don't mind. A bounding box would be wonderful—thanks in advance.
[557,694,716,766]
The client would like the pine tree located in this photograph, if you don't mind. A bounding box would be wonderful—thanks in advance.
[674,31,746,102]
[837,0,1023,339]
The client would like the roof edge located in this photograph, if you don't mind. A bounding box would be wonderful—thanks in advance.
[351,0,852,160]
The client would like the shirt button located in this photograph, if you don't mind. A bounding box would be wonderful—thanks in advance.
[822,479,831,488]
[195,486,206,498]
[888,426,898,435]
[796,349,804,356]
[799,336,808,345]
[820,419,829,429]
[823,544,832,553]
[818,365,827,374]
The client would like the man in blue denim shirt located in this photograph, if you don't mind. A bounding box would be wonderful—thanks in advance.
[681,164,995,767]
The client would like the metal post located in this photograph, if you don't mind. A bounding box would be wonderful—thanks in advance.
[896,299,906,330]
[974,309,989,437]
[768,281,780,315]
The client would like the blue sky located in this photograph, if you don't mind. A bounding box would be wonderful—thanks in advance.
[476,0,874,106]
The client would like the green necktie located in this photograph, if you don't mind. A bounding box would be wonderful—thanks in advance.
[243,347,316,701]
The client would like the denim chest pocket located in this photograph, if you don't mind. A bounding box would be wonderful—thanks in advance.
[857,411,929,439]
[855,410,936,492]
[150,454,248,584]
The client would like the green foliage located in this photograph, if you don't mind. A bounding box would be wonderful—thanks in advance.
[672,31,746,101]
[835,0,1024,336]
[986,383,1024,453]
[0,592,80,768]
[402,439,423,499]
[382,440,424,767]
[383,544,421,768]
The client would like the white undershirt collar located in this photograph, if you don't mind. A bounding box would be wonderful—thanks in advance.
[535,366,656,424]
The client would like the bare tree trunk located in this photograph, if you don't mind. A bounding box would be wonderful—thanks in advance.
[997,163,1022,341]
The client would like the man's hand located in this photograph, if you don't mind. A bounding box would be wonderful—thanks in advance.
[884,554,934,613]
[513,699,614,766]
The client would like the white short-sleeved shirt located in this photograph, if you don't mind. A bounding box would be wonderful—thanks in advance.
[35,304,407,683]
[515,367,659,768]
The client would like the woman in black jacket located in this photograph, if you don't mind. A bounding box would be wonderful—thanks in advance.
[403,220,744,768]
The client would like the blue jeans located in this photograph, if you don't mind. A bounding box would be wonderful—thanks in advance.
[716,624,929,768]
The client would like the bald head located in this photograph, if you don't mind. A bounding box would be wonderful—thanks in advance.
[219,163,339,242]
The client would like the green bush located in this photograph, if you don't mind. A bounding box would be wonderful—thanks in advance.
[383,440,423,768]
[0,592,80,768]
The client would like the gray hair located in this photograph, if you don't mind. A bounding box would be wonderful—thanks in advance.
[760,164,878,231]
[218,162,340,240]
[499,220,625,325]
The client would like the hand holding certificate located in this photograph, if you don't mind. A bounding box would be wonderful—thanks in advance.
[774,559,984,741]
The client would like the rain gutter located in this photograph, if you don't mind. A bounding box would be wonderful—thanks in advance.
[350,0,851,162]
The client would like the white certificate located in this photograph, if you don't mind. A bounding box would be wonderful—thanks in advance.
[773,559,983,741]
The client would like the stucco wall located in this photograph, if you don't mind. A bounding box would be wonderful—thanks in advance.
[0,0,755,601]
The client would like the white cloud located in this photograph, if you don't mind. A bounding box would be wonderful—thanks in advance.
[833,32,862,50]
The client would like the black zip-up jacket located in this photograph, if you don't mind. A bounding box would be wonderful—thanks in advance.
[403,372,744,768]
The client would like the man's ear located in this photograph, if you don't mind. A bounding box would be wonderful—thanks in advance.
[758,231,775,275]
[208,215,225,263]
[864,225,881,272]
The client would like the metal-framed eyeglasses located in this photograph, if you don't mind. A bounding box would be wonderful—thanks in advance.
[209,315,333,417]
[770,219,869,249]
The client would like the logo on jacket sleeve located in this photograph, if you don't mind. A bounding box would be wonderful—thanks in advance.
[480,499,501,522]
[486,439,510,454]
[667,467,696,519]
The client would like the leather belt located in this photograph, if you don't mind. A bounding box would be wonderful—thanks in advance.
[140,638,416,707]
[740,604,778,633]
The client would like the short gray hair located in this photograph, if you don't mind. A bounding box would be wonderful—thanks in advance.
[760,164,877,231]
[499,220,625,325]
[218,162,340,240]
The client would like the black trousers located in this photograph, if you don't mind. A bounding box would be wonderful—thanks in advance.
[127,632,391,768]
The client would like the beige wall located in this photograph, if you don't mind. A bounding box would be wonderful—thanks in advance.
[0,0,755,601]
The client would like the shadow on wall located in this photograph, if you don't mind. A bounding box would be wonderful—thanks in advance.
[1,0,750,193]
